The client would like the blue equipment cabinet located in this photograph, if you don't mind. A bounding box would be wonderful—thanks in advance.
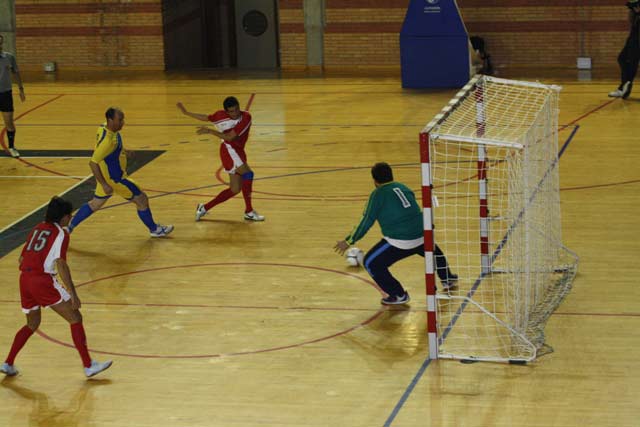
[400,0,470,88]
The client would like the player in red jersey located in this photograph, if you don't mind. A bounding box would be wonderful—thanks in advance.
[176,96,265,222]
[0,197,112,378]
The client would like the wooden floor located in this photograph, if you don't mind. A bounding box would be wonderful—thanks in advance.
[0,68,638,427]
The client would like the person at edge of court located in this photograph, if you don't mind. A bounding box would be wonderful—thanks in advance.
[609,1,640,99]
[334,162,458,305]
[0,34,26,158]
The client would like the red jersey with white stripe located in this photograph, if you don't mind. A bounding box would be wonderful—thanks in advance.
[207,110,252,151]
[19,222,69,275]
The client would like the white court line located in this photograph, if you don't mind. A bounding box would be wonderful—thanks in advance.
[0,175,86,179]
[0,175,92,234]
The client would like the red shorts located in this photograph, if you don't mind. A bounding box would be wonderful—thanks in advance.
[220,142,247,174]
[19,273,71,313]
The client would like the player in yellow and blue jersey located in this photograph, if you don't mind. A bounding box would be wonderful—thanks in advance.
[67,107,173,237]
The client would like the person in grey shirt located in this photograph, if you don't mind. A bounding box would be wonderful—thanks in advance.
[0,34,26,158]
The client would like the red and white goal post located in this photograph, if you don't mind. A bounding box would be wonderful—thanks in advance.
[420,75,579,364]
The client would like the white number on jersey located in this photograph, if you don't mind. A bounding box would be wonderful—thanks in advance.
[26,230,51,252]
[393,188,411,208]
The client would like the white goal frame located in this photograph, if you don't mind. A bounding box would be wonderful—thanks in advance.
[420,75,579,363]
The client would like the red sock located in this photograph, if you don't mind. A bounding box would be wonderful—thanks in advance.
[204,188,237,211]
[5,325,35,365]
[242,179,254,213]
[70,322,92,368]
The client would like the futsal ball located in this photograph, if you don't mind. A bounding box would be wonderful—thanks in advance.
[345,247,364,267]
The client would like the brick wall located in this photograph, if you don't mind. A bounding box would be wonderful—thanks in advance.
[278,0,630,70]
[278,0,306,68]
[15,0,164,70]
[12,0,631,71]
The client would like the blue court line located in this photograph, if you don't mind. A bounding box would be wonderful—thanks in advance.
[383,357,434,427]
[382,124,580,427]
[0,162,419,245]
[95,163,420,211]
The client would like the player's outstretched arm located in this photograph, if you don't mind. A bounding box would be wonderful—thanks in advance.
[56,258,81,309]
[176,102,209,122]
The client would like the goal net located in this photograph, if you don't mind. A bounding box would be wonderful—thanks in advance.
[420,75,579,363]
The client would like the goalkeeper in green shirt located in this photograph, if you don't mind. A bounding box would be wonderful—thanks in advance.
[334,162,457,305]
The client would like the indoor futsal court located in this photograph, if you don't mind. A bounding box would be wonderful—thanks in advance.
[0,1,639,427]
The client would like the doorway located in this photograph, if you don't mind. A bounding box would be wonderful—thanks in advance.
[161,0,279,70]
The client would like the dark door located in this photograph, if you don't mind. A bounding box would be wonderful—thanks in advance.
[234,0,279,68]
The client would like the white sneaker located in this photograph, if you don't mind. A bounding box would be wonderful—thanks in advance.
[1,362,18,376]
[244,210,265,221]
[195,203,207,221]
[84,360,112,378]
[8,147,20,158]
[608,89,623,98]
[150,224,174,237]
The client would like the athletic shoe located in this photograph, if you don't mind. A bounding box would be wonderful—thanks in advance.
[84,360,112,378]
[608,89,623,97]
[244,210,265,221]
[0,362,18,376]
[381,292,410,305]
[195,203,207,221]
[441,274,459,291]
[621,81,632,99]
[8,147,20,158]
[150,224,174,237]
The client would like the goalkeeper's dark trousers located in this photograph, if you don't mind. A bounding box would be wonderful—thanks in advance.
[363,239,454,298]
[617,40,640,93]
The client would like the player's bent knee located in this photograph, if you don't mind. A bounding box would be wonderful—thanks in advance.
[89,198,106,211]
[26,313,41,331]
[133,193,149,209]
[27,319,40,331]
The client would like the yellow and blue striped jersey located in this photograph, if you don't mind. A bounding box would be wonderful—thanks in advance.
[92,124,127,182]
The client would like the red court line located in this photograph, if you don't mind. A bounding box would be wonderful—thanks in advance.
[35,310,386,359]
[1,94,72,177]
[561,99,617,129]
[1,94,65,153]
[31,262,388,359]
[245,93,256,111]
[561,179,640,191]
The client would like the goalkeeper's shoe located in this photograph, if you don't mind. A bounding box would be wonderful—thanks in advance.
[441,274,459,291]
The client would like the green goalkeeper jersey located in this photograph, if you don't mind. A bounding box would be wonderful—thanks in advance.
[345,181,423,245]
